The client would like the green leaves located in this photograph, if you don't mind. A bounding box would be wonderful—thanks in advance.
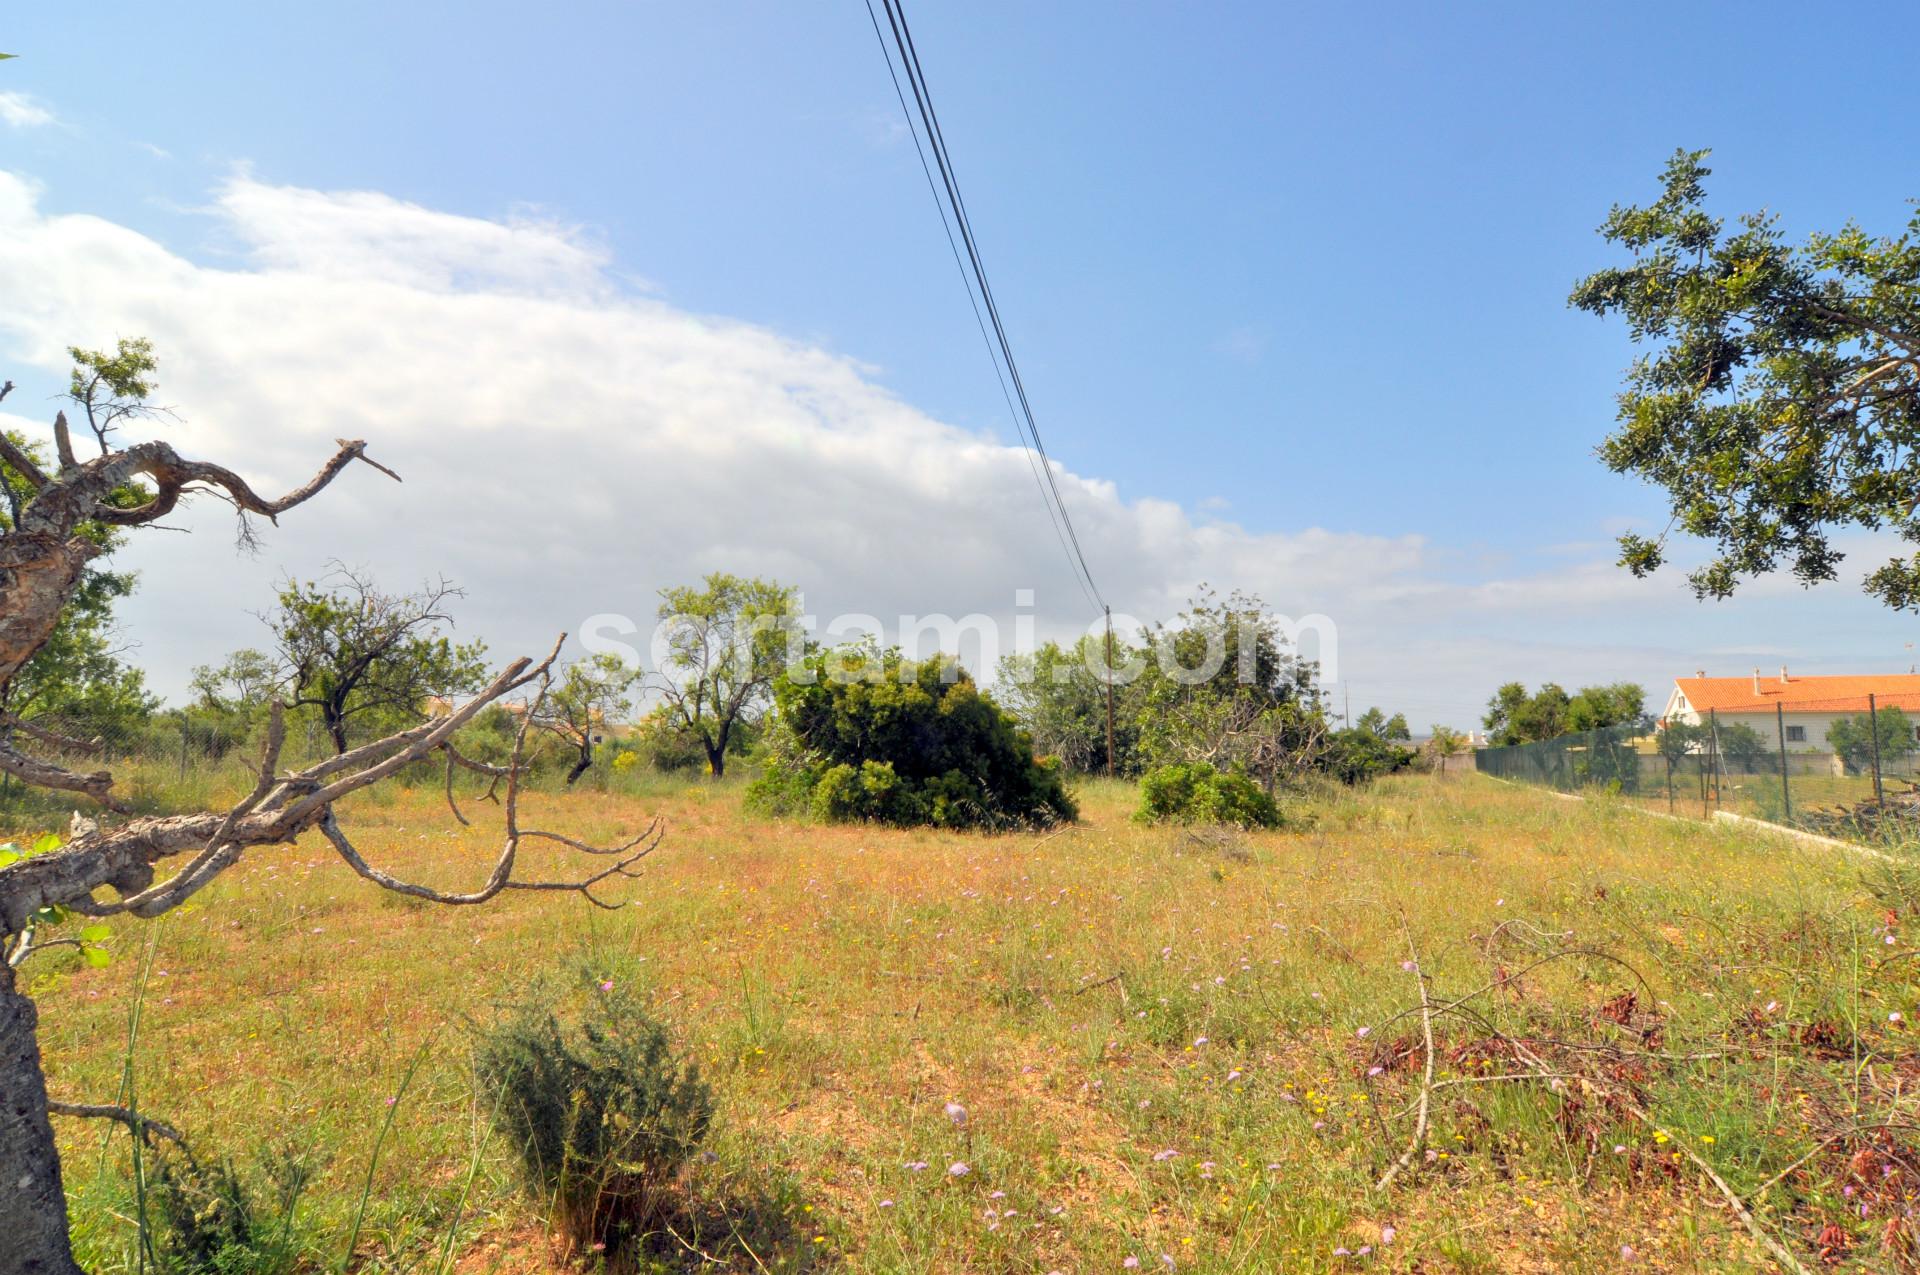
[1574,150,1920,608]
[0,836,115,965]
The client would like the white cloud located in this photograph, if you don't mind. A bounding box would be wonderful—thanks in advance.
[0,91,54,129]
[0,169,1896,725]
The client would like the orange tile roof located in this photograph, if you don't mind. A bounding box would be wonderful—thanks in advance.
[1674,674,1920,715]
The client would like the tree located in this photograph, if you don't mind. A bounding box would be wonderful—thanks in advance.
[1424,725,1466,774]
[751,646,1075,829]
[536,652,641,785]
[189,647,281,717]
[1483,682,1570,747]
[1716,721,1772,772]
[0,367,663,1271]
[997,635,1144,776]
[268,567,490,753]
[1572,150,1920,607]
[1828,706,1918,775]
[1132,588,1327,793]
[1485,682,1644,746]
[652,573,800,778]
[1320,727,1417,785]
[1355,707,1411,740]
[0,352,163,750]
[1567,682,1647,733]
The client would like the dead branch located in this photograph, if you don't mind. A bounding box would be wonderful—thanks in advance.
[1375,925,1436,1191]
[45,1099,188,1150]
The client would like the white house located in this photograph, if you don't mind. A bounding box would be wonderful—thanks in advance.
[1660,669,1920,753]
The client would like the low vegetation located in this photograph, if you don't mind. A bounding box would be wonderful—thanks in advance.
[1134,761,1280,828]
[25,767,1920,1272]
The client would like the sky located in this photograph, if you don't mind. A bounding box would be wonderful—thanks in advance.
[1,1,1916,729]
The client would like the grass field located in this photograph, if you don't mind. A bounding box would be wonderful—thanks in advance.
[17,771,1920,1272]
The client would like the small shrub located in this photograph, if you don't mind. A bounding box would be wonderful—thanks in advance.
[474,988,715,1262]
[150,1144,314,1275]
[1135,762,1280,828]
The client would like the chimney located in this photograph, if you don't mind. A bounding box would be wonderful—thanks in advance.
[1695,669,1705,679]
[1754,667,1762,695]
[1780,665,1790,683]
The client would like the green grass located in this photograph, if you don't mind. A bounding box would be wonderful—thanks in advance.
[17,771,1920,1271]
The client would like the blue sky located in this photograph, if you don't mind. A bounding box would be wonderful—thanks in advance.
[2,2,1917,726]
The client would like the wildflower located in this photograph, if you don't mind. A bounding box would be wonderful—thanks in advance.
[1613,1144,1627,1154]
[599,979,614,992]
[1400,960,1416,972]
[1620,1245,1636,1262]
[989,1190,1006,1199]
[945,1101,969,1126]
[949,1162,970,1176]
[1154,1149,1179,1162]
[1194,1036,1210,1047]
[879,1199,895,1208]
[1124,1258,1141,1270]
[1893,1012,1906,1024]
[1334,1247,1351,1257]
[1356,1026,1371,1038]
[906,1160,929,1171]
[1368,1066,1384,1077]
[1380,1225,1396,1244]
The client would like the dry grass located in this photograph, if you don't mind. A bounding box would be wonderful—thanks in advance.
[18,771,1920,1272]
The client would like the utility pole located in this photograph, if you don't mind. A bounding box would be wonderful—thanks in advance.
[1104,605,1116,778]
[1344,685,1351,729]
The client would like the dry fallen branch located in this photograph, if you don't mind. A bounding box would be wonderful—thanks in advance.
[1374,924,1436,1191]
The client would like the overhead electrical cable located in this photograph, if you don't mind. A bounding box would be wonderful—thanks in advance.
[860,0,1104,612]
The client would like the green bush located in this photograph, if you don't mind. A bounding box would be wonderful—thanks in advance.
[749,646,1075,830]
[1134,761,1280,828]
[474,988,715,1260]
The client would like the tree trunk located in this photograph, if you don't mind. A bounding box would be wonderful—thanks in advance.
[326,709,350,756]
[0,962,83,1274]
[706,746,726,779]
[564,741,592,786]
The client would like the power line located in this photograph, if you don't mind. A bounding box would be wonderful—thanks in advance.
[861,0,1104,611]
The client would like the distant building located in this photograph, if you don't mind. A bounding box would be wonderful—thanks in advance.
[1661,669,1920,753]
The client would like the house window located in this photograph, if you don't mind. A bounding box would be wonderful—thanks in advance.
[1785,725,1806,743]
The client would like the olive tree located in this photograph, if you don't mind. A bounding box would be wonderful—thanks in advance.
[0,375,662,1273]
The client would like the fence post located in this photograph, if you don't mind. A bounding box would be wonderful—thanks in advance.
[1708,708,1723,808]
[1870,692,1885,806]
[1775,702,1791,824]
[178,716,189,782]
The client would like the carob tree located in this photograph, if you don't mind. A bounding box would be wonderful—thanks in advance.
[0,381,662,1272]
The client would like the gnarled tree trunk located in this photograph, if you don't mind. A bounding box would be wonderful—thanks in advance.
[0,961,83,1275]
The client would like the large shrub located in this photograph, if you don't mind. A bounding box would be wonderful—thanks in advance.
[1319,727,1418,785]
[1134,761,1280,828]
[749,647,1075,829]
[474,990,715,1260]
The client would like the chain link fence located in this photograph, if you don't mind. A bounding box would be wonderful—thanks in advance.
[1474,695,1920,848]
